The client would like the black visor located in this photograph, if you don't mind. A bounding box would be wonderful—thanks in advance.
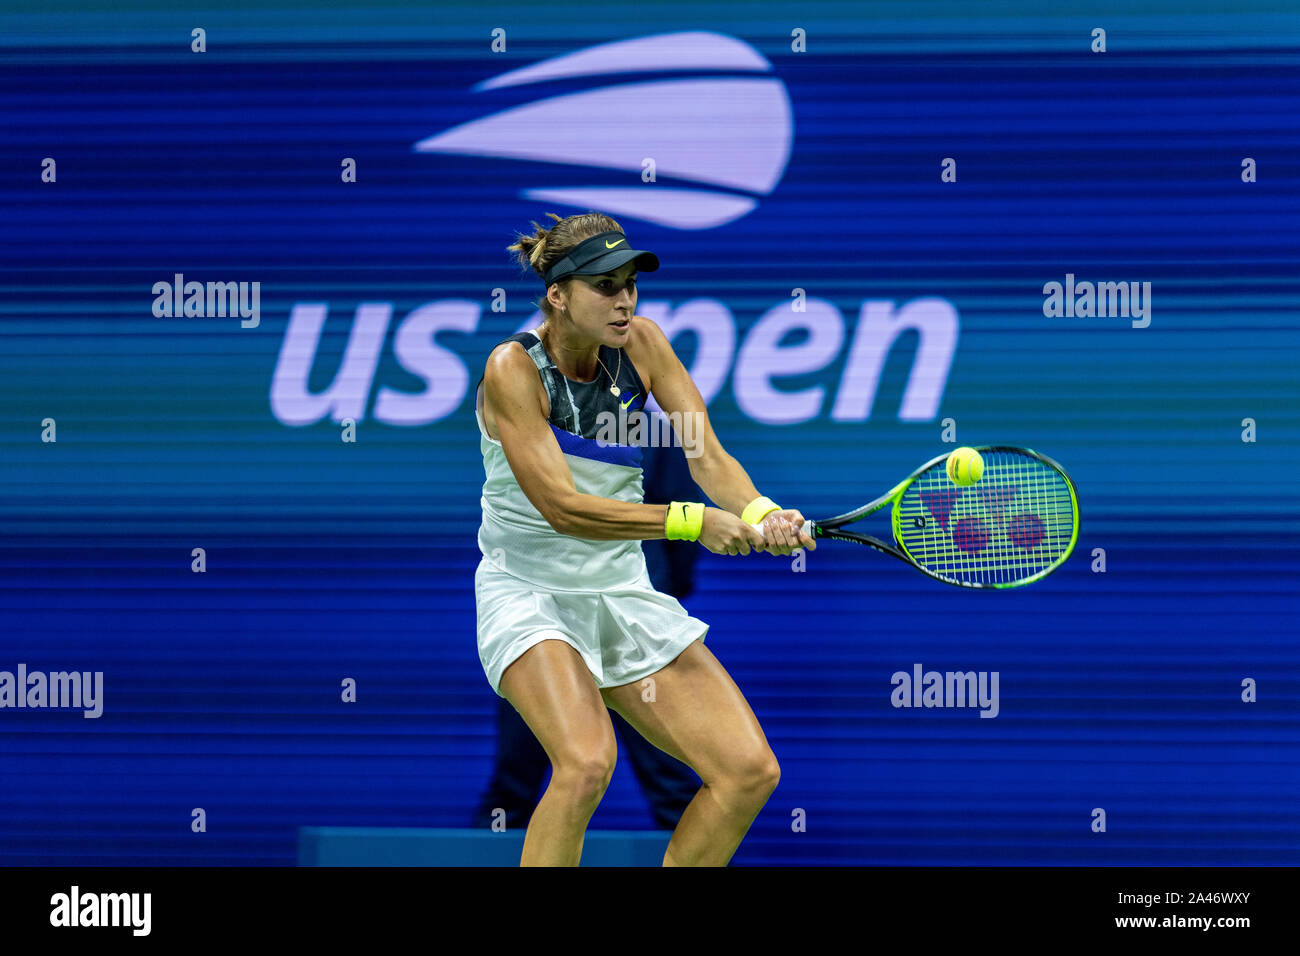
[543,231,660,286]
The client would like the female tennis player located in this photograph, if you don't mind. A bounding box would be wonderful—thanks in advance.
[474,211,816,866]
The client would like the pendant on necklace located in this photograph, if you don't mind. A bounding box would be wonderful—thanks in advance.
[610,384,620,396]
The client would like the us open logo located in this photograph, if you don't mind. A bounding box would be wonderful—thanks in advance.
[271,34,959,429]
[412,31,794,230]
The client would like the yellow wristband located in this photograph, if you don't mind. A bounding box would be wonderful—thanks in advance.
[665,501,705,541]
[741,495,781,526]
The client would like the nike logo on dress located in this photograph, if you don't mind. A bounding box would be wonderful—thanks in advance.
[620,393,639,410]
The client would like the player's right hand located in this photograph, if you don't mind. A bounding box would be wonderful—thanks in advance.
[698,507,768,556]
[758,509,816,555]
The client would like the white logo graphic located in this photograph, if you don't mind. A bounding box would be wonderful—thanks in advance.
[268,36,959,429]
[412,31,793,230]
[269,297,957,427]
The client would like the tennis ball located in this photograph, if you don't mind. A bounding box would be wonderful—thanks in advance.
[946,447,984,486]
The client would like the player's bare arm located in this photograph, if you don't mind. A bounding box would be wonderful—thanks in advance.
[627,315,815,556]
[483,339,761,555]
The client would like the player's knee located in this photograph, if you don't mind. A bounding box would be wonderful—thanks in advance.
[728,749,781,798]
[551,749,617,805]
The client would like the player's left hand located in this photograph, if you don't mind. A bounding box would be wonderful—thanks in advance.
[758,509,816,554]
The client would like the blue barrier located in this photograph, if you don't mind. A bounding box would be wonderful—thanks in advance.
[298,827,671,867]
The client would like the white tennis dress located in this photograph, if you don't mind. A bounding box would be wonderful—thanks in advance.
[473,328,708,698]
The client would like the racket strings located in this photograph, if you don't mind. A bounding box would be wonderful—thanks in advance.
[896,450,1075,586]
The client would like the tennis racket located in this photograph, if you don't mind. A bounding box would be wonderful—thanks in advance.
[753,446,1079,588]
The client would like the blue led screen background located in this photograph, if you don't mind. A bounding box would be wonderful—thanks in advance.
[0,1,1297,864]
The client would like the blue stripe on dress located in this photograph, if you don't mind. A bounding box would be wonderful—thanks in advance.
[550,423,642,468]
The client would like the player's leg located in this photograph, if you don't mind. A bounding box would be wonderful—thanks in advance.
[499,638,618,866]
[599,639,780,866]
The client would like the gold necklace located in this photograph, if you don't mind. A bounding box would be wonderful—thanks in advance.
[542,324,622,395]
[595,348,623,396]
